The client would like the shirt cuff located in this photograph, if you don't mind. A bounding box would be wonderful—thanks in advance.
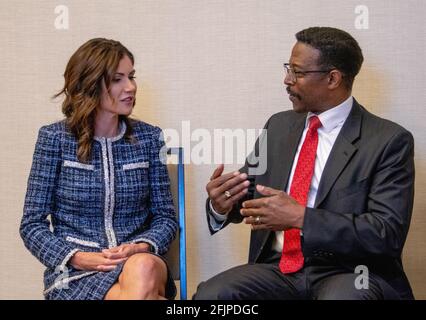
[209,200,230,231]
[209,200,230,221]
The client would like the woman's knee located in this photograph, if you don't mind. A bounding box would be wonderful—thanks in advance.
[122,253,166,280]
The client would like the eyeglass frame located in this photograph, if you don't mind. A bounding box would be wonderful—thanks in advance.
[283,63,334,83]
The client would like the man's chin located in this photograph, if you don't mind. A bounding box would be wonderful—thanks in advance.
[291,101,306,113]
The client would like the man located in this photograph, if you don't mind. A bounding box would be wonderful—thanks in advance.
[193,27,415,300]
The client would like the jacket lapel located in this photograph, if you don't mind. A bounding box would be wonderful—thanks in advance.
[276,116,306,192]
[314,100,363,208]
[252,114,305,263]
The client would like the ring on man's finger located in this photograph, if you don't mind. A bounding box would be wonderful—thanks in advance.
[224,190,232,199]
[255,216,261,224]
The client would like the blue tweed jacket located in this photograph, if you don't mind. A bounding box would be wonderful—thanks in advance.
[20,119,178,299]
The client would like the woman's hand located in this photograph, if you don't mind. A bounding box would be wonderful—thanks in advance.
[69,243,151,272]
[69,251,128,272]
[102,243,151,260]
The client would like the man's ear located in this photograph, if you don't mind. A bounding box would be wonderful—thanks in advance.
[327,69,344,89]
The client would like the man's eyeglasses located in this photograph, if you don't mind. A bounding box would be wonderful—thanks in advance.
[283,63,333,83]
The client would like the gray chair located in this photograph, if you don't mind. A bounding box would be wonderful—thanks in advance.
[164,147,187,300]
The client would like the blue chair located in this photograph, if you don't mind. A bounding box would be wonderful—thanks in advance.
[165,147,187,300]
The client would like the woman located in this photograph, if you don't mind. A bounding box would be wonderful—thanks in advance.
[20,38,178,300]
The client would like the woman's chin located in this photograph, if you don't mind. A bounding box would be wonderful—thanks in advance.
[118,105,134,116]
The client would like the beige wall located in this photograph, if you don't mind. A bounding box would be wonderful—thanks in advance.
[1,0,425,299]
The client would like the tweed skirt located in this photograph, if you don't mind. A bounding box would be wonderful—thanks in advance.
[45,252,176,300]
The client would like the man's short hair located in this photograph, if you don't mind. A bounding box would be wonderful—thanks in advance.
[296,27,364,89]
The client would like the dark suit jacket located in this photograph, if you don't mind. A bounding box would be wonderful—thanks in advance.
[206,99,415,299]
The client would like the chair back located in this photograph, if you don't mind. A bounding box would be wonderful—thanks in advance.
[164,147,187,300]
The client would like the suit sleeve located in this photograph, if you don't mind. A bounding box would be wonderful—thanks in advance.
[130,127,178,255]
[302,129,415,258]
[20,127,79,271]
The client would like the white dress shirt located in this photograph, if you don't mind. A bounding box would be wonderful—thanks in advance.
[210,96,354,253]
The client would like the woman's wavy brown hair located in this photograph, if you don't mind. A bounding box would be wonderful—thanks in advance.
[54,38,135,162]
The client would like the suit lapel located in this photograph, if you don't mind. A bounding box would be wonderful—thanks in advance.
[252,114,305,263]
[314,100,363,208]
[276,116,305,192]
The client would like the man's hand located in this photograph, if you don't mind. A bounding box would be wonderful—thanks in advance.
[69,243,151,272]
[206,164,250,214]
[240,185,305,231]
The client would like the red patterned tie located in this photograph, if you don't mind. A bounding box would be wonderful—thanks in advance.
[279,115,322,274]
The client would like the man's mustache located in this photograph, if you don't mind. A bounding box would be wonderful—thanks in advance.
[286,87,301,99]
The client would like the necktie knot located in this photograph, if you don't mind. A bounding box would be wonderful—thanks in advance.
[309,116,322,131]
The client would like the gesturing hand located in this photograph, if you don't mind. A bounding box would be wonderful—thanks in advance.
[206,164,250,214]
[240,185,306,231]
